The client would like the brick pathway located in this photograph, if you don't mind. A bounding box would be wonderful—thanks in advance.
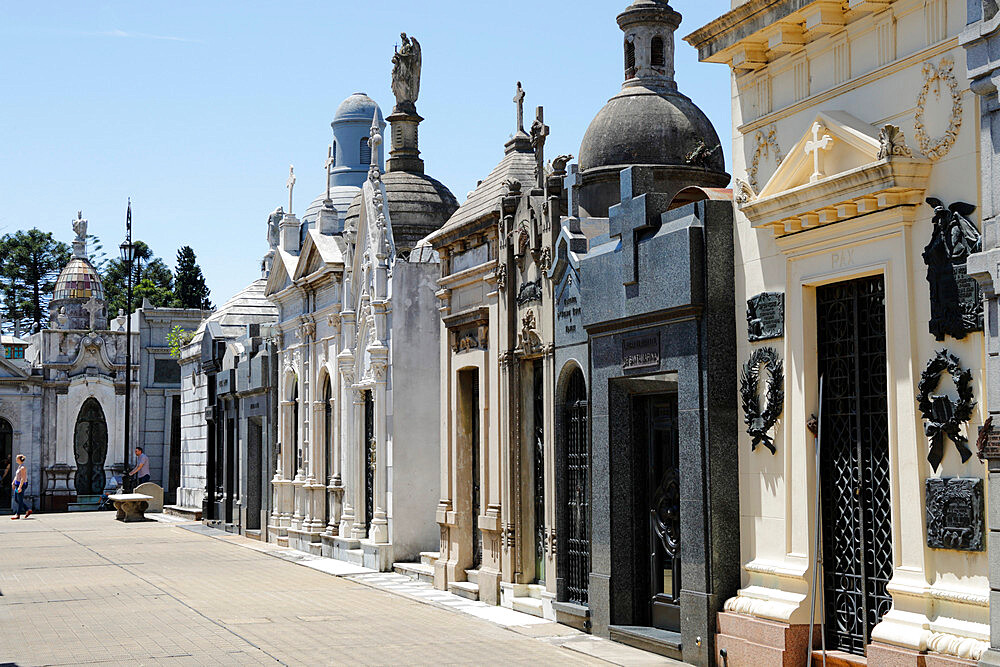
[0,513,606,666]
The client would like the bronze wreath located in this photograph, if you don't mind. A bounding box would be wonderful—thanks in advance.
[740,347,784,454]
[917,349,976,472]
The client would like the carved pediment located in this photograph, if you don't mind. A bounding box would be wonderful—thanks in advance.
[742,111,931,237]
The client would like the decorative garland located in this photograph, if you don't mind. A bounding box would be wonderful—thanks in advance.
[740,347,784,454]
[747,125,783,191]
[917,349,976,471]
[914,57,963,161]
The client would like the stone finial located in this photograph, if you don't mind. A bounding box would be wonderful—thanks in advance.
[368,109,383,178]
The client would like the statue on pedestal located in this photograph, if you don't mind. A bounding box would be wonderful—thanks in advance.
[391,33,421,115]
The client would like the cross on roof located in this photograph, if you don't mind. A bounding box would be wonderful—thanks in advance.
[84,296,103,331]
[325,144,335,201]
[805,121,834,183]
[286,165,296,214]
[565,164,582,220]
[514,82,526,134]
[609,167,670,286]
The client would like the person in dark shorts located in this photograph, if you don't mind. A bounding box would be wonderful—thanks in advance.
[129,447,151,485]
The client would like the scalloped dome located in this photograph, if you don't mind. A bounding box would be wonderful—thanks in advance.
[334,92,383,124]
[53,257,104,302]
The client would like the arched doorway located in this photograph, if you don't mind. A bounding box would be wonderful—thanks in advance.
[562,367,589,606]
[323,376,333,486]
[0,418,12,510]
[74,398,108,496]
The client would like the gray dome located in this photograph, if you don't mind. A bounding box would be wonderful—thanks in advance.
[579,85,724,174]
[334,92,383,124]
[301,184,362,229]
[345,173,459,254]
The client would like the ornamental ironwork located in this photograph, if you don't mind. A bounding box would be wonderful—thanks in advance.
[917,349,976,472]
[740,347,784,454]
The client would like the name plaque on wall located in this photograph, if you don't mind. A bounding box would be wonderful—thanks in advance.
[622,332,660,371]
[245,398,266,418]
[926,477,984,551]
[747,292,784,341]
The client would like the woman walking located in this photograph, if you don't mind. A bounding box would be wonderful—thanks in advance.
[11,454,31,520]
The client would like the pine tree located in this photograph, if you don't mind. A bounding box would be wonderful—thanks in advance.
[172,246,212,310]
[0,230,71,333]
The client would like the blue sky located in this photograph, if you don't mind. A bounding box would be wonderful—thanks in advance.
[1,1,732,304]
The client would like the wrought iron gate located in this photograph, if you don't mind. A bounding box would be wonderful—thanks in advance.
[564,369,589,606]
[471,372,482,568]
[533,360,546,583]
[817,276,893,656]
[643,395,681,631]
[74,398,108,496]
[364,390,374,534]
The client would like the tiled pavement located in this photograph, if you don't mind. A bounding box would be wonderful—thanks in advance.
[0,513,679,666]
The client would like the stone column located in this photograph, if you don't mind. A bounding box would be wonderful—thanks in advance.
[370,363,389,544]
[963,10,1000,664]
[350,388,367,540]
[326,389,342,536]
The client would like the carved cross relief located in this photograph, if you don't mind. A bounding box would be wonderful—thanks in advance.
[609,167,669,286]
[804,122,833,183]
[564,164,582,221]
[84,296,103,331]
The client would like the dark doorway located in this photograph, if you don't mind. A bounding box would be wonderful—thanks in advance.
[167,395,181,505]
[224,415,236,526]
[247,418,262,531]
[0,419,12,511]
[324,377,333,487]
[460,369,482,569]
[363,389,374,535]
[563,368,589,606]
[633,393,681,632]
[532,359,546,583]
[292,382,300,473]
[817,275,892,656]
[74,398,108,496]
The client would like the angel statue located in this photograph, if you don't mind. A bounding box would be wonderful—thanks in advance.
[72,211,88,242]
[266,206,284,250]
[391,33,421,115]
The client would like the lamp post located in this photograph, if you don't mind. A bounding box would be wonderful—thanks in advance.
[119,201,135,493]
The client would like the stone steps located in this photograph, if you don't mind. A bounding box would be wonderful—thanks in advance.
[163,505,203,521]
[392,561,434,584]
[419,551,439,568]
[343,548,365,567]
[506,582,547,618]
[447,580,480,601]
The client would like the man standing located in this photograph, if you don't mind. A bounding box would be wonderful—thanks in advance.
[11,454,31,520]
[129,446,151,485]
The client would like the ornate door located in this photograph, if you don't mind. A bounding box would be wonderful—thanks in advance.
[533,360,546,583]
[470,372,482,568]
[74,398,108,496]
[363,390,374,534]
[564,369,589,606]
[817,276,893,656]
[644,395,681,631]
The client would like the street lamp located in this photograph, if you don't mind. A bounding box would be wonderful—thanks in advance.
[119,201,135,493]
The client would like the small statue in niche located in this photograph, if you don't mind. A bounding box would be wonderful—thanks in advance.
[922,198,983,340]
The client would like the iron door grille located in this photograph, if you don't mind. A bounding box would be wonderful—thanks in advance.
[817,276,893,656]
[565,369,590,606]
[364,390,375,533]
[534,360,546,583]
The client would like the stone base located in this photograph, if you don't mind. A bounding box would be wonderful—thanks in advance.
[332,536,362,564]
[716,611,817,667]
[287,527,322,554]
[320,533,337,558]
[361,540,393,572]
[867,642,977,666]
[979,648,1000,665]
[164,505,202,521]
[552,600,591,633]
[477,568,501,606]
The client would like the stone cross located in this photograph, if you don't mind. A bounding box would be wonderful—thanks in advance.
[609,167,670,286]
[565,164,582,220]
[84,296,102,331]
[514,81,525,134]
[324,144,335,201]
[286,164,296,214]
[805,121,833,183]
[531,106,549,190]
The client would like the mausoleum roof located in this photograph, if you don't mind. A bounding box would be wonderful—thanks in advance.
[52,257,104,303]
[346,172,459,253]
[195,278,276,340]
[334,92,383,124]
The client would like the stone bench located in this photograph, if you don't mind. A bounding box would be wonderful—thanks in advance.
[108,493,154,523]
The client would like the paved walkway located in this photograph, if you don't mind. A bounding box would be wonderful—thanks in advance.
[0,513,673,666]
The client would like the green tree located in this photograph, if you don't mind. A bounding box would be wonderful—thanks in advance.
[0,229,71,334]
[102,240,175,318]
[172,246,212,310]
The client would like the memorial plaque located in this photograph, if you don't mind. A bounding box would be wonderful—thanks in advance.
[926,477,984,551]
[747,292,784,341]
[153,358,181,384]
[622,332,660,371]
[978,419,1000,461]
[245,397,266,418]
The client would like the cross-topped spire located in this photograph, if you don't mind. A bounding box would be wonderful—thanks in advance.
[324,144,335,202]
[514,81,526,135]
[530,106,549,190]
[805,122,834,183]
[286,165,296,214]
